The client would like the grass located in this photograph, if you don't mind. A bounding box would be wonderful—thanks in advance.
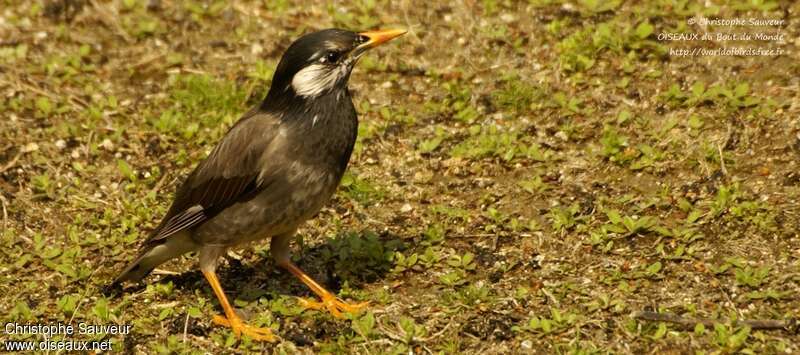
[1,0,799,353]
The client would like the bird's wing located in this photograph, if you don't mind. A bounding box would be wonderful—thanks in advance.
[143,111,282,245]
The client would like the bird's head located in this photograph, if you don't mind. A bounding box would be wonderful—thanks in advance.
[264,28,406,105]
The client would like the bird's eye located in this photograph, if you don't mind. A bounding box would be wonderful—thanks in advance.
[321,51,341,63]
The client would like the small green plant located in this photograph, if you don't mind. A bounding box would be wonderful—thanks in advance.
[422,223,445,245]
[604,209,666,236]
[351,312,376,341]
[492,75,548,113]
[391,251,418,273]
[439,269,467,286]
[418,247,443,268]
[147,281,175,297]
[662,81,760,110]
[340,172,385,206]
[599,125,637,165]
[318,231,403,282]
[57,294,79,317]
[714,324,751,351]
[734,265,770,288]
[417,127,448,154]
[396,317,428,344]
[446,252,476,271]
[548,203,583,232]
[518,175,550,194]
[451,125,549,161]
[444,282,493,307]
[514,308,579,334]
[31,174,55,199]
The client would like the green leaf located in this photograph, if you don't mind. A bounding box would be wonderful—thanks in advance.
[418,137,443,153]
[122,0,137,10]
[10,301,33,321]
[187,306,202,318]
[351,312,375,338]
[694,323,706,335]
[35,97,53,115]
[605,209,622,225]
[728,326,751,348]
[652,322,667,339]
[55,263,78,278]
[462,252,475,266]
[734,83,749,98]
[617,110,632,124]
[541,318,552,333]
[688,115,704,129]
[686,209,703,224]
[14,254,33,269]
[635,22,654,39]
[646,261,662,275]
[158,308,172,321]
[57,294,79,316]
[41,247,62,259]
[117,159,135,181]
[691,82,705,98]
[92,298,110,321]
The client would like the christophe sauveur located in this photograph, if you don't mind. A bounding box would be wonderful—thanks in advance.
[5,322,132,336]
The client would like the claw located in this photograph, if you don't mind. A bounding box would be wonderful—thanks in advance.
[212,314,277,342]
[297,295,369,319]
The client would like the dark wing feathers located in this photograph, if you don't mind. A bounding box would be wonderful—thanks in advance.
[144,113,280,244]
[153,206,205,241]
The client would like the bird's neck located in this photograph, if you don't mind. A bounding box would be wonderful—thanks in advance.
[260,86,352,122]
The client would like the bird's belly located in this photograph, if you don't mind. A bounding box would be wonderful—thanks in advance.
[192,168,340,247]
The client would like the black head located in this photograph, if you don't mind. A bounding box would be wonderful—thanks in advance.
[263,28,406,107]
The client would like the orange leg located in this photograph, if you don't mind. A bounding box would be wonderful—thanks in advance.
[202,270,276,342]
[281,261,368,318]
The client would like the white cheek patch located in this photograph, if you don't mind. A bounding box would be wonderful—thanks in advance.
[291,63,344,98]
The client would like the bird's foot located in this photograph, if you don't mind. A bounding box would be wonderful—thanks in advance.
[212,314,277,342]
[297,295,369,319]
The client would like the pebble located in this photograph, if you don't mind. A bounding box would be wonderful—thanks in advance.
[500,13,515,23]
[400,203,413,213]
[100,138,114,151]
[22,142,39,153]
[521,340,533,350]
[55,139,66,150]
[251,43,263,56]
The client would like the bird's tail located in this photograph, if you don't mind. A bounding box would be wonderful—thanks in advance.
[111,231,198,287]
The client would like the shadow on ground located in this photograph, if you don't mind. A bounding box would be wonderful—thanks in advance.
[116,230,405,301]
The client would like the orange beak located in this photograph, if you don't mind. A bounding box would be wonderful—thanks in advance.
[357,28,407,50]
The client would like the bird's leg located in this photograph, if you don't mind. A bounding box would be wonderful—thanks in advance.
[270,233,367,318]
[281,261,369,318]
[202,270,276,342]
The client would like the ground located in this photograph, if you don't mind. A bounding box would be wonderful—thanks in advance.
[1,0,799,353]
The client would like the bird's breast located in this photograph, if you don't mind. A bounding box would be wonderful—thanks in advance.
[192,99,358,247]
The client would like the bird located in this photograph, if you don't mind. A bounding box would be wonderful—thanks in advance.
[111,28,406,341]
